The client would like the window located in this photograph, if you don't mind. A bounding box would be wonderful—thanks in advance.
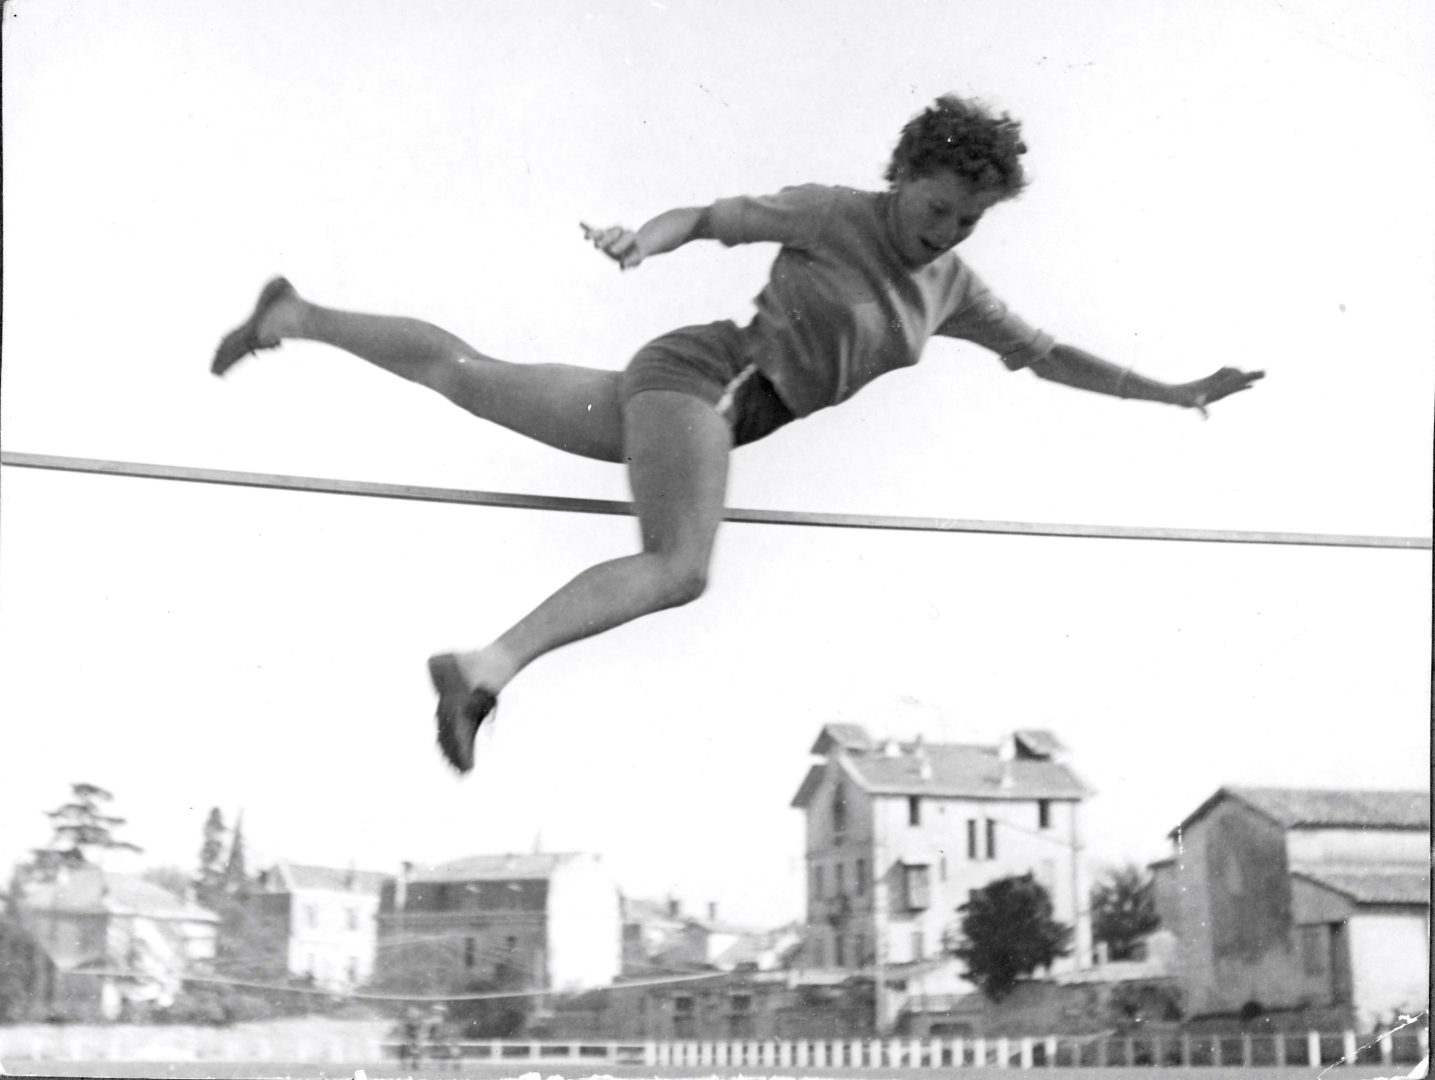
[908,796,922,826]
[810,936,825,967]
[306,904,319,929]
[854,933,867,965]
[902,863,931,911]
[347,957,359,983]
[346,908,359,931]
[832,785,847,835]
[1038,800,1051,829]
[812,864,824,900]
[834,934,846,967]
[1300,925,1327,977]
[911,931,925,962]
[856,858,868,895]
[464,937,476,969]
[728,995,753,1038]
[835,863,846,896]
[967,819,978,859]
[674,995,695,1039]
[940,856,947,882]
[986,818,997,860]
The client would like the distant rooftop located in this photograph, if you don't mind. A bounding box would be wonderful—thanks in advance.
[20,867,217,923]
[1172,787,1430,837]
[1294,865,1430,906]
[794,723,1088,805]
[272,861,390,895]
[407,852,583,882]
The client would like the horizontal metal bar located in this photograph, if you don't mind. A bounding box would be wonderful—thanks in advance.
[2,451,1429,550]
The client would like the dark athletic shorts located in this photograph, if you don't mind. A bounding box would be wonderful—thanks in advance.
[621,321,796,447]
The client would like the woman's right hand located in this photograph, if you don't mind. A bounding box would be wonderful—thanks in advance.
[581,223,644,269]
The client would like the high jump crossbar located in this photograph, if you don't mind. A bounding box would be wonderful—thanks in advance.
[2,451,1429,550]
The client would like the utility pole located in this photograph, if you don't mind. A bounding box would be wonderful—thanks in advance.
[872,796,886,1035]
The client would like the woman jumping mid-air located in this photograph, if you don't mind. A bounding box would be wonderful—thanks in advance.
[212,95,1263,774]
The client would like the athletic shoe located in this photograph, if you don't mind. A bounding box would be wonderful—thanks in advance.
[428,654,498,774]
[211,277,295,376]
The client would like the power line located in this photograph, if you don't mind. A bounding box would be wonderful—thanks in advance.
[181,968,730,1002]
[3,451,1428,550]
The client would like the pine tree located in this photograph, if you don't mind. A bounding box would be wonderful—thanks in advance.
[948,873,1073,1000]
[28,783,142,879]
[196,808,228,906]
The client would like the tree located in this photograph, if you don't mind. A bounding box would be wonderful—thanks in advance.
[947,873,1072,1000]
[1090,864,1160,961]
[196,808,229,906]
[27,782,142,880]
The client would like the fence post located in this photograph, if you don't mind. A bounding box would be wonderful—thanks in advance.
[954,1036,965,1067]
[913,1037,926,1068]
[1242,1033,1252,1067]
[1046,1036,1058,1068]
[1020,1037,1033,1069]
[1275,1033,1286,1067]
[975,1036,987,1066]
[1379,1033,1393,1066]
[998,1036,1010,1068]
[1181,1033,1191,1067]
[1342,1031,1357,1064]
[1308,1031,1321,1066]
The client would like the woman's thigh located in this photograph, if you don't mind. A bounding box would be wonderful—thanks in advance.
[439,359,628,463]
[623,390,732,569]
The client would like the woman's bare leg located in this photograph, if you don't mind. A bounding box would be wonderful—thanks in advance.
[252,284,627,462]
[446,389,732,695]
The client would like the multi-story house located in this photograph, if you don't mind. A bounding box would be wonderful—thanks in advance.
[1151,786,1429,1028]
[16,866,218,1020]
[240,860,389,991]
[791,723,1092,1028]
[377,852,621,998]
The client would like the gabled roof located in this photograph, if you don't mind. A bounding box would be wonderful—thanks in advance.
[1013,730,1066,758]
[810,724,876,756]
[794,726,1088,805]
[1172,787,1430,837]
[275,861,390,895]
[408,852,580,882]
[1293,865,1430,907]
[20,868,218,923]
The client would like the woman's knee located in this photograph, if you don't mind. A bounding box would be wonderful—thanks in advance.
[650,553,710,608]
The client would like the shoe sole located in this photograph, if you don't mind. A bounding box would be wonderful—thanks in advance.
[211,276,294,376]
[428,655,496,774]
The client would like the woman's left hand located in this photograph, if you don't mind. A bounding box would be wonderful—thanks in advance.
[1180,367,1265,418]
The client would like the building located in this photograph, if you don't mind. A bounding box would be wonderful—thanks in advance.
[1151,786,1430,1028]
[621,896,803,976]
[791,723,1092,1030]
[15,866,218,1020]
[238,861,390,991]
[377,852,621,999]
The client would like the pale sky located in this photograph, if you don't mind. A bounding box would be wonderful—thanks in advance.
[2,0,1431,932]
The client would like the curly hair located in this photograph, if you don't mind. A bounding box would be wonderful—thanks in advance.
[885,95,1029,197]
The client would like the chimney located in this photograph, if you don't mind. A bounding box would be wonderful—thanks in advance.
[396,861,412,912]
[667,897,680,917]
[708,902,717,923]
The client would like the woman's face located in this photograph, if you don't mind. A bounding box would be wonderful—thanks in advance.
[890,170,1006,267]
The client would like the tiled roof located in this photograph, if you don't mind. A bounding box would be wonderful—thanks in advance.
[795,726,1088,804]
[20,868,218,923]
[1174,787,1430,836]
[281,862,390,894]
[409,853,579,882]
[1293,865,1430,906]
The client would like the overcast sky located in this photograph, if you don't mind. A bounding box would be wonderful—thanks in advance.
[2,0,1430,933]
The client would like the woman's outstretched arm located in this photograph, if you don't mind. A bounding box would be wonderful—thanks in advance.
[582,207,712,270]
[1029,343,1264,417]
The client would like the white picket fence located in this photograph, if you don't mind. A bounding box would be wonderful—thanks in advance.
[2,1024,1427,1067]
